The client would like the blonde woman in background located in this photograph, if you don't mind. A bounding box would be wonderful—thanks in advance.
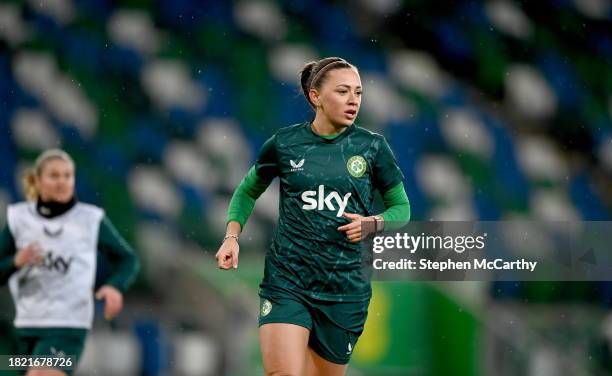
[0,149,140,376]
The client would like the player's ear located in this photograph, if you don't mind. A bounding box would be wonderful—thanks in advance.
[309,89,320,107]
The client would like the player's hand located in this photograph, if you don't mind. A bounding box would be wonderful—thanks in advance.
[95,285,124,321]
[337,213,376,243]
[14,242,44,268]
[216,237,239,270]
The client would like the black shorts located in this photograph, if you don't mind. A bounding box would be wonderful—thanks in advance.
[259,286,369,365]
[15,328,87,376]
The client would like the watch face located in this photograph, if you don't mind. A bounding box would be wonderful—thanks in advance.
[375,216,384,232]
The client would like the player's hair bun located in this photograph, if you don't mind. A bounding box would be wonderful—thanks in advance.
[299,61,317,107]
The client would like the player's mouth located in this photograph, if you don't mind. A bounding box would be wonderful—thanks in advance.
[344,109,357,118]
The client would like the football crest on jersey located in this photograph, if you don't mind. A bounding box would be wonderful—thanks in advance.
[347,156,367,178]
[261,299,273,317]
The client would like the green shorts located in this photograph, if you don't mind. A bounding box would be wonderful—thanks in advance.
[15,328,87,376]
[258,286,370,365]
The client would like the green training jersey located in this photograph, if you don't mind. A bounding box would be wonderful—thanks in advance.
[255,122,404,302]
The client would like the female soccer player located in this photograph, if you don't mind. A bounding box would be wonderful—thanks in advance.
[216,57,410,376]
[0,149,140,376]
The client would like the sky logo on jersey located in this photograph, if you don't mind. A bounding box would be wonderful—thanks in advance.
[301,185,351,217]
[290,159,305,172]
[41,251,73,275]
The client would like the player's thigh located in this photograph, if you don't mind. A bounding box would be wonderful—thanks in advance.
[259,323,310,376]
[30,330,86,376]
[25,370,66,376]
[304,347,348,376]
[307,299,368,367]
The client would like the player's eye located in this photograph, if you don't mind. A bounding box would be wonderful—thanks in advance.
[336,90,348,94]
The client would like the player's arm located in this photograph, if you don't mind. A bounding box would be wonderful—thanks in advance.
[339,136,410,241]
[0,226,18,285]
[97,216,140,292]
[96,216,141,319]
[380,182,411,230]
[226,166,274,230]
[217,135,278,270]
[0,225,45,285]
[371,136,410,231]
[217,167,274,269]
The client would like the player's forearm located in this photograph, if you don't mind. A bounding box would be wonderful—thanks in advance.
[226,221,242,237]
[0,257,17,285]
[105,259,139,292]
[226,191,256,228]
[0,226,17,284]
[104,249,140,293]
[98,217,140,292]
[226,166,272,227]
[380,182,411,230]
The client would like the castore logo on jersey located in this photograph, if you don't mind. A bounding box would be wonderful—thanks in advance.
[290,159,305,172]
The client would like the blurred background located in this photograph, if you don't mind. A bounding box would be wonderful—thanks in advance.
[0,0,611,375]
